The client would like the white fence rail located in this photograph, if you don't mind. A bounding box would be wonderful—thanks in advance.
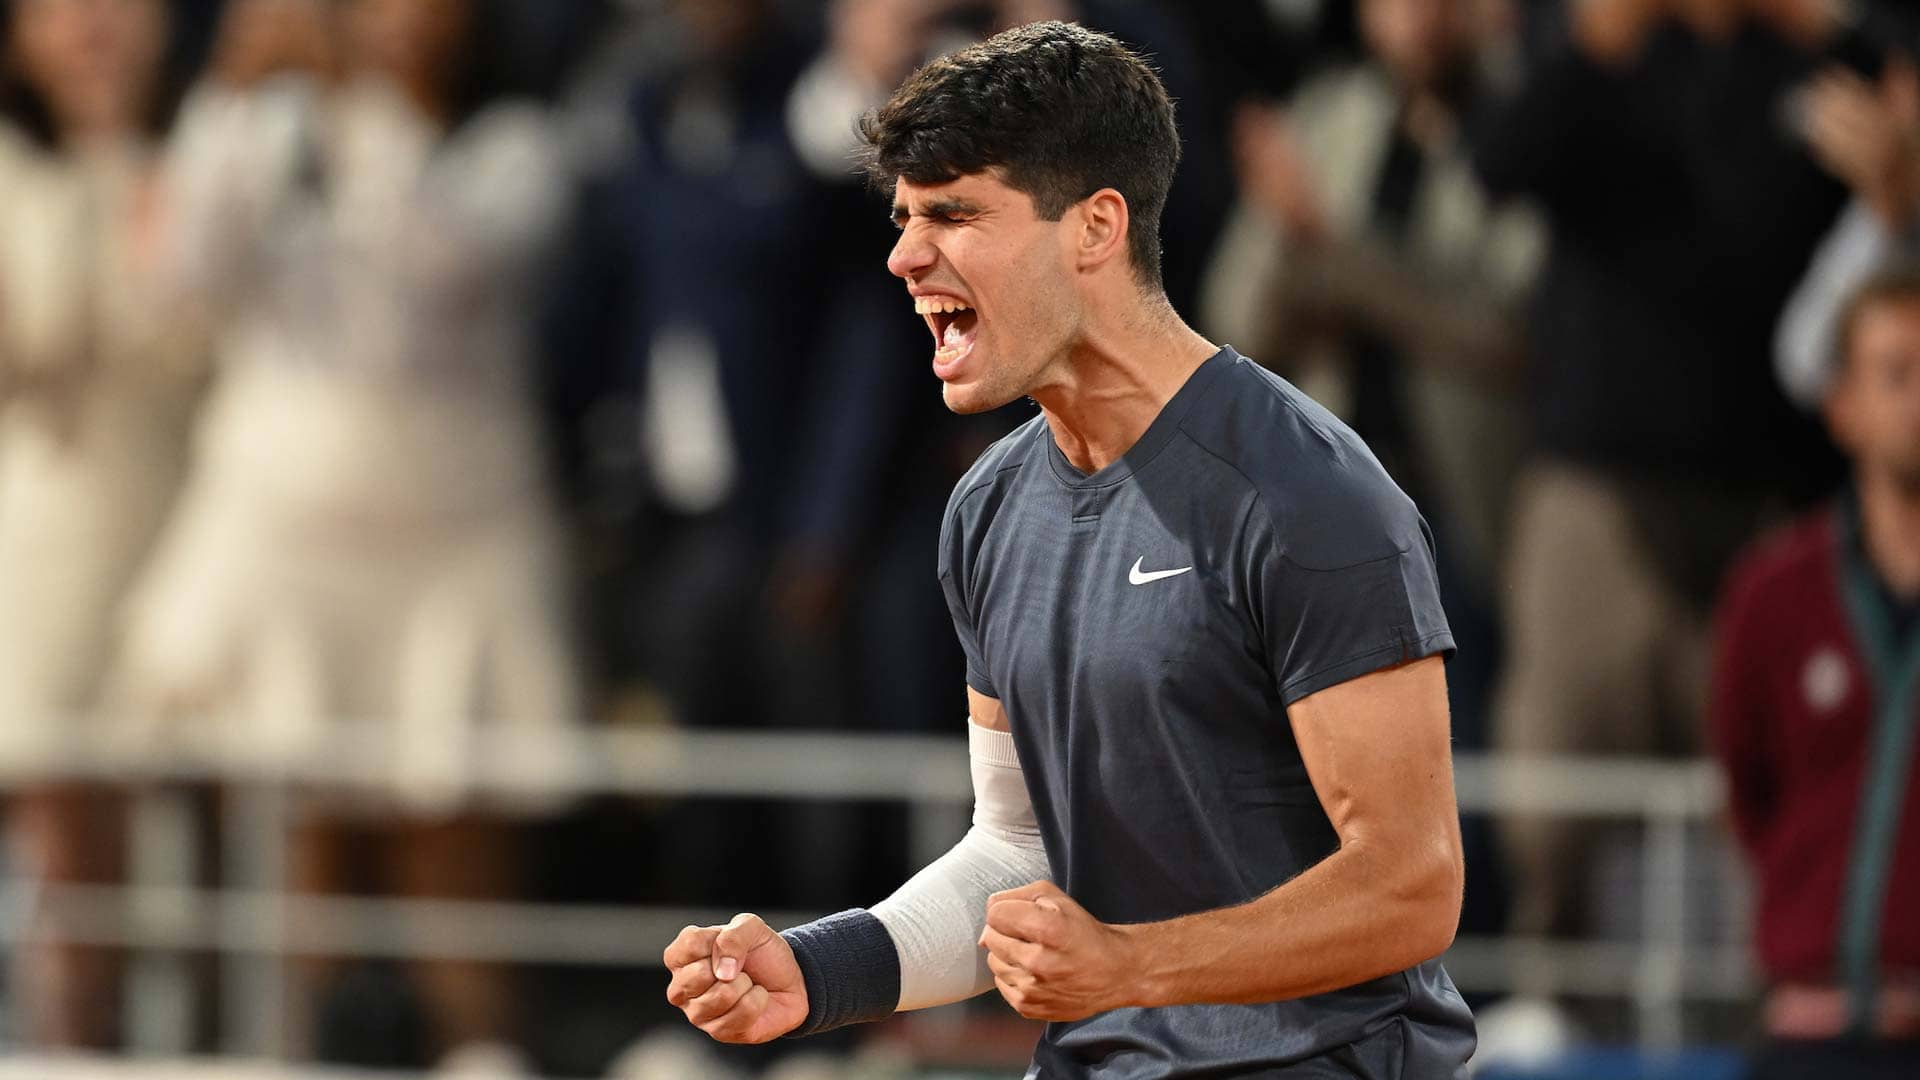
[0,726,1747,1060]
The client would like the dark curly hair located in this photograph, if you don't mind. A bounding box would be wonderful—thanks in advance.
[857,20,1180,290]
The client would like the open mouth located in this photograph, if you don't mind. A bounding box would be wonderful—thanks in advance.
[915,295,980,368]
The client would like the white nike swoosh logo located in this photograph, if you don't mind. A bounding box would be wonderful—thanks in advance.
[1129,557,1194,586]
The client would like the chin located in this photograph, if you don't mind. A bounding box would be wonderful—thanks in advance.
[941,380,998,415]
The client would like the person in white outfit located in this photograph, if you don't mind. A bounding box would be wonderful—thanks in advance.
[0,0,207,1049]
[118,0,580,1066]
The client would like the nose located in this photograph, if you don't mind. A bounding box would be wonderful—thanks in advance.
[887,226,936,280]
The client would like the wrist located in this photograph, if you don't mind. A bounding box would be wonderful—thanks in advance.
[1111,921,1173,1010]
[779,909,898,1036]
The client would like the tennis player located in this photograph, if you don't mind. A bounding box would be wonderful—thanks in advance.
[665,20,1475,1077]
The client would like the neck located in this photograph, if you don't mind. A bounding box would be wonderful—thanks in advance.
[1029,293,1218,474]
[1858,469,1920,600]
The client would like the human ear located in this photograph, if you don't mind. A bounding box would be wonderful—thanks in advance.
[1074,188,1131,273]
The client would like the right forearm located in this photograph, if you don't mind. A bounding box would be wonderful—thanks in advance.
[773,824,1045,1035]
[872,819,1050,1009]
[667,709,1048,1044]
[782,718,1049,1032]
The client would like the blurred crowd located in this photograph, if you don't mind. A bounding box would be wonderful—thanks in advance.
[1,0,1918,1076]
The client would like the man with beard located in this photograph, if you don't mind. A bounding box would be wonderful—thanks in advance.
[1710,264,1920,1080]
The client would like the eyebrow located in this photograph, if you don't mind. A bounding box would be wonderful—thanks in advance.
[891,198,985,224]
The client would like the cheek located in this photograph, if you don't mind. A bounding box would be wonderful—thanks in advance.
[1005,243,1071,322]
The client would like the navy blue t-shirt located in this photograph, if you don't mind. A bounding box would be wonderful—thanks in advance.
[938,346,1474,1079]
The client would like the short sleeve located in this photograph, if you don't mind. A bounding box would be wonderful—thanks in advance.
[1257,506,1455,707]
[938,497,998,698]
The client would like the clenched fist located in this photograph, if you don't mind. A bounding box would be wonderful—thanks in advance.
[979,880,1141,1022]
[663,913,808,1043]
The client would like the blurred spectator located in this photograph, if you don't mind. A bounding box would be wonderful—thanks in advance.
[1163,0,1359,103]
[1198,0,1541,949]
[540,0,985,929]
[1778,51,1920,407]
[1710,263,1920,1079]
[1203,0,1541,607]
[0,0,206,1049]
[114,0,580,1067]
[1468,0,1862,983]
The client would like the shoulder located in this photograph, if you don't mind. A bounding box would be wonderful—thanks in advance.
[459,99,554,150]
[0,120,42,173]
[436,99,569,232]
[1180,352,1423,570]
[1718,508,1836,626]
[939,414,1046,582]
[944,413,1045,526]
[447,99,560,175]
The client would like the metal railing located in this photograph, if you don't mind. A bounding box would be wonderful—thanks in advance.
[0,724,1747,1060]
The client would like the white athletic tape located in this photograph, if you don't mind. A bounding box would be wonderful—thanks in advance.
[872,720,1050,1011]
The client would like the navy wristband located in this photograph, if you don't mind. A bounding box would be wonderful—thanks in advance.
[779,908,900,1037]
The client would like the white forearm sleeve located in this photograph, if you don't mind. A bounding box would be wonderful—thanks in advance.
[871,720,1050,1011]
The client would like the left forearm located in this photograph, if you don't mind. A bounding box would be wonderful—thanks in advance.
[1119,840,1461,1009]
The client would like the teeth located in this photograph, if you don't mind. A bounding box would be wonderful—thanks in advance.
[914,297,973,315]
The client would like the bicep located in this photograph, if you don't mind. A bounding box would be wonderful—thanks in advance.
[1285,656,1459,856]
[967,687,1009,732]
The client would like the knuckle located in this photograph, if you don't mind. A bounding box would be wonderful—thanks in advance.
[698,1017,733,1042]
[691,988,740,1023]
[703,1003,754,1042]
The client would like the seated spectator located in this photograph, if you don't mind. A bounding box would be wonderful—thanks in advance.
[0,0,206,1049]
[1710,264,1920,1079]
[117,0,580,1068]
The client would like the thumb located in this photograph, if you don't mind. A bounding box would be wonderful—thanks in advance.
[989,879,1062,908]
[711,912,773,982]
